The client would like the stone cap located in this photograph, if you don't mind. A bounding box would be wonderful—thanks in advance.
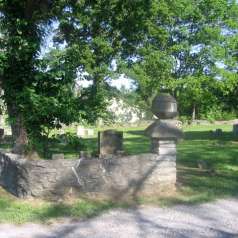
[145,119,183,140]
[152,94,178,119]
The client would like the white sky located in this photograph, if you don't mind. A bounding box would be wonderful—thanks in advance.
[76,74,135,90]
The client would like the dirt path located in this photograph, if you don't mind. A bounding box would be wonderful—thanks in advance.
[0,198,237,238]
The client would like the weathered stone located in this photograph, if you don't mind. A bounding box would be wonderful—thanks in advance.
[151,140,176,155]
[77,126,94,138]
[0,152,176,200]
[87,129,94,137]
[215,129,223,137]
[145,120,183,140]
[151,94,177,119]
[77,126,86,137]
[0,129,4,140]
[98,130,123,158]
[233,124,238,136]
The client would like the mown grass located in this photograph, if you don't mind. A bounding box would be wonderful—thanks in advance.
[0,123,238,223]
[0,188,128,224]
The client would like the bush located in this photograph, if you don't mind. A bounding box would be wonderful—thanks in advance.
[179,115,191,125]
[200,105,237,121]
[57,132,86,150]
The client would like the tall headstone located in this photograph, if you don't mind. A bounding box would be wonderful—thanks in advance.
[0,129,4,140]
[233,124,238,137]
[98,130,123,158]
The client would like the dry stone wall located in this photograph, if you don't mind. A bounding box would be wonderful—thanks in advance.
[0,152,176,200]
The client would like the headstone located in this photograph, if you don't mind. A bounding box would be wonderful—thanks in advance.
[0,129,4,140]
[52,153,64,160]
[77,126,94,137]
[87,129,94,137]
[98,130,123,158]
[77,126,86,137]
[233,124,238,136]
[215,129,222,137]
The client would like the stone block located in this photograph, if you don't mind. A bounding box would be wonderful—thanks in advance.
[213,129,223,137]
[233,124,238,136]
[77,126,86,137]
[145,119,183,140]
[87,129,94,137]
[77,126,94,138]
[98,130,123,158]
[151,139,177,155]
[0,129,4,139]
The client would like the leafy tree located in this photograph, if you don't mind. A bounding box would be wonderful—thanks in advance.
[0,0,158,154]
[126,0,238,120]
[0,0,58,153]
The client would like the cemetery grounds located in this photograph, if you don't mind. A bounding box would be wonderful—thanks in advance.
[0,123,238,224]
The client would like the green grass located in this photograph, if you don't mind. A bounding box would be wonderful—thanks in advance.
[0,123,238,223]
[0,188,127,224]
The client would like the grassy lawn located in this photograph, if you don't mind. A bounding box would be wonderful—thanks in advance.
[0,123,238,223]
[0,188,126,224]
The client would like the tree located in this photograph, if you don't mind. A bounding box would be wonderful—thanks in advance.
[0,1,59,153]
[125,0,238,120]
[0,0,159,154]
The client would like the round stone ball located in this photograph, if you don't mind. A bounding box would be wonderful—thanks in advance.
[151,94,178,119]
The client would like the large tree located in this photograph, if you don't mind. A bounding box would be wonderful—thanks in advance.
[126,0,238,119]
[0,0,58,153]
[0,0,157,154]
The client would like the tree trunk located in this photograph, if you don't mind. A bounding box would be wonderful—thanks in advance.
[7,103,28,154]
[192,104,196,121]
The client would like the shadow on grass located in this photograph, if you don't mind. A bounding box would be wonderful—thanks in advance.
[0,189,128,224]
[185,130,236,141]
[1,126,238,224]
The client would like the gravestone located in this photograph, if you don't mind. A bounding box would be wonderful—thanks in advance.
[233,124,238,137]
[77,126,94,137]
[98,130,123,158]
[87,129,94,137]
[0,129,4,140]
[215,129,223,137]
[77,126,86,137]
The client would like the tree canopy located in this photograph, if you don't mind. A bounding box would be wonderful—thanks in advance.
[0,0,237,154]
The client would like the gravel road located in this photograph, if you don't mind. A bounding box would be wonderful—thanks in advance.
[0,198,237,238]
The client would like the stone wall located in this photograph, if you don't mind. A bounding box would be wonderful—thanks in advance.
[0,152,176,200]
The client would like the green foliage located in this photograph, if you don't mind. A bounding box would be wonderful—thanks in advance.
[0,0,238,150]
[57,132,85,151]
[0,0,164,150]
[122,0,238,120]
[200,104,237,122]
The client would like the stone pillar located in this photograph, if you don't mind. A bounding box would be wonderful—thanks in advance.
[145,94,182,189]
[151,139,176,155]
[98,130,123,158]
[145,118,182,156]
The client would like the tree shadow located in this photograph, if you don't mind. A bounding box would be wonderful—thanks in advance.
[184,130,236,141]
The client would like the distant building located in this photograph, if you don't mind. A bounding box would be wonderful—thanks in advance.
[107,98,145,123]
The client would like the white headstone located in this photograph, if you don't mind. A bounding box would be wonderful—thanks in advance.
[77,126,86,137]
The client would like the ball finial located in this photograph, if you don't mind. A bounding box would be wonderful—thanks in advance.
[151,94,178,119]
